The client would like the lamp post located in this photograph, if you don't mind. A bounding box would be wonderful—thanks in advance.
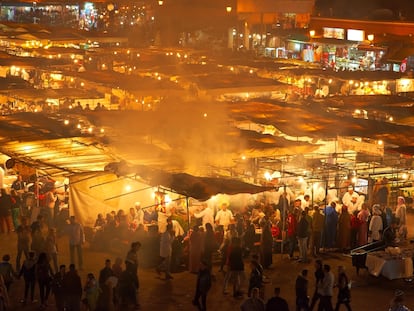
[226,5,235,50]
[152,0,164,45]
[106,3,115,30]
[367,34,374,44]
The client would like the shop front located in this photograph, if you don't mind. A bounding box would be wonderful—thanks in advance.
[301,26,387,70]
[304,38,358,68]
[0,2,79,26]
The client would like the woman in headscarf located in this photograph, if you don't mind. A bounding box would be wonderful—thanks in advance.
[323,202,338,250]
[369,205,383,242]
[395,196,407,241]
[337,206,351,252]
[260,220,273,269]
[357,203,370,246]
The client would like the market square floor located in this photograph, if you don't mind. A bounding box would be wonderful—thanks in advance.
[2,214,414,311]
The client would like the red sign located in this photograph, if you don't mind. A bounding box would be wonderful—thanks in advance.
[401,58,407,73]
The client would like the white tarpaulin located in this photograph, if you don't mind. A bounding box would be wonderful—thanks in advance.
[69,171,177,227]
[69,168,274,227]
[338,136,384,156]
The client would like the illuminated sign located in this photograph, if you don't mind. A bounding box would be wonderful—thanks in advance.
[323,27,345,39]
[347,29,365,41]
[396,78,414,92]
[355,178,368,194]
[400,59,407,73]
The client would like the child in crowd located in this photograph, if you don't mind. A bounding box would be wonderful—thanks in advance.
[83,273,100,311]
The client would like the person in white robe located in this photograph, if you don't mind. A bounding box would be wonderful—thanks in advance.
[215,203,233,230]
[157,205,172,233]
[134,202,145,227]
[369,205,383,242]
[342,186,360,213]
[193,204,214,229]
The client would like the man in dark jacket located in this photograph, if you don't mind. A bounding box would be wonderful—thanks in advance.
[51,265,66,311]
[118,266,139,310]
[383,219,398,247]
[18,251,36,304]
[63,264,82,311]
[98,259,114,289]
[192,260,212,311]
[266,287,289,311]
[310,260,324,311]
[0,189,13,234]
[248,260,263,298]
[297,211,309,263]
[223,237,244,298]
[296,269,309,311]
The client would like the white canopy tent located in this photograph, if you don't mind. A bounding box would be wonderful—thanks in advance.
[69,171,181,227]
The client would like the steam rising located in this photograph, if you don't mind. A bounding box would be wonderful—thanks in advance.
[88,98,246,175]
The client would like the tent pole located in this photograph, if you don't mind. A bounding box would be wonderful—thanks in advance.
[186,197,190,231]
[36,169,39,211]
[89,175,130,189]
[281,184,286,256]
[311,181,314,207]
[104,185,156,201]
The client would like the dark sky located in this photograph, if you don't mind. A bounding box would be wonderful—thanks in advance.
[315,0,414,20]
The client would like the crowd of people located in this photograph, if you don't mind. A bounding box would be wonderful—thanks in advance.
[0,213,87,309]
[79,184,408,311]
[0,239,141,311]
[238,260,351,311]
[0,174,411,311]
[0,174,68,235]
[281,186,408,261]
[1,174,402,274]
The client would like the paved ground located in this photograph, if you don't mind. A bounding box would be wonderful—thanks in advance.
[2,215,414,311]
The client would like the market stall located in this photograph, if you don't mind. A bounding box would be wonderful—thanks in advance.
[365,247,414,280]
[69,164,274,227]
